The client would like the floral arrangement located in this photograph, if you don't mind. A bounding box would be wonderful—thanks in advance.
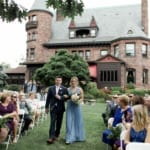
[107,125,122,141]
[71,93,80,105]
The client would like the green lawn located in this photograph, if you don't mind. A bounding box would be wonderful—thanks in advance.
[2,103,107,150]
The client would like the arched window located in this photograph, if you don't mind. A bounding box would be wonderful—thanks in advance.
[126,68,136,83]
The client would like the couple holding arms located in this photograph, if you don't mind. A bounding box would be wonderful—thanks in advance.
[45,76,85,144]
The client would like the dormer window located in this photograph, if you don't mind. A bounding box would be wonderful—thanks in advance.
[90,29,96,37]
[127,30,133,34]
[76,29,90,38]
[69,31,75,38]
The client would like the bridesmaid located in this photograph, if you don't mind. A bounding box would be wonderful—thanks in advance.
[65,76,85,144]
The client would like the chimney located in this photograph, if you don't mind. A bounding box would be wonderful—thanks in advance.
[56,9,64,21]
[141,0,148,35]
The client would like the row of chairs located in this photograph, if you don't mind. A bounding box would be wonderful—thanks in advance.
[1,101,47,150]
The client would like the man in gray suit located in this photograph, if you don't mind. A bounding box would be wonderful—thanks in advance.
[45,76,68,144]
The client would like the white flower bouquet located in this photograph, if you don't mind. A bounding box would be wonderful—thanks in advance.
[71,93,80,105]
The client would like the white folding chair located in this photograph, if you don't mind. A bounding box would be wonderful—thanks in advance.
[17,109,25,140]
[126,142,150,150]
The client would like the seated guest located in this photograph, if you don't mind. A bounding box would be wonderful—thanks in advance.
[132,95,145,106]
[0,92,18,143]
[102,94,119,127]
[123,104,150,150]
[112,95,132,127]
[18,92,33,135]
[11,92,19,113]
[26,92,41,126]
[102,95,132,147]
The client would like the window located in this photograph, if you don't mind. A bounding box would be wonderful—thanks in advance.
[126,68,135,83]
[26,49,29,60]
[32,32,37,40]
[69,31,75,38]
[76,29,90,38]
[142,44,147,57]
[127,30,133,34]
[90,29,96,37]
[79,51,84,57]
[72,51,77,54]
[31,15,37,21]
[30,48,35,60]
[143,69,148,84]
[125,43,135,56]
[28,33,31,40]
[114,45,119,57]
[85,50,91,60]
[100,49,108,56]
[100,70,118,82]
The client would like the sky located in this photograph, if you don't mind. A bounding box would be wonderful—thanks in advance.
[0,0,147,68]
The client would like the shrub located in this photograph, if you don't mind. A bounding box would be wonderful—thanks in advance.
[85,82,106,99]
[126,83,135,89]
[5,84,20,91]
[132,89,146,96]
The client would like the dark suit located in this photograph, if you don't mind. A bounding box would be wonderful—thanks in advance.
[45,85,68,139]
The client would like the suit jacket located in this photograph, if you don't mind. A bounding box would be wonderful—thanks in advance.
[45,85,68,112]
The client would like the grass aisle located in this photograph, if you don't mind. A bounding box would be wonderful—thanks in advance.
[7,103,106,150]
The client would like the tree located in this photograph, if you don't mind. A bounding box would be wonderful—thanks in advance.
[0,0,27,22]
[33,50,90,88]
[46,0,84,19]
[0,65,8,91]
[0,0,84,22]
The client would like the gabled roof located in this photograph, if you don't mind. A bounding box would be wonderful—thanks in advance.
[4,66,26,74]
[43,4,149,46]
[96,54,126,64]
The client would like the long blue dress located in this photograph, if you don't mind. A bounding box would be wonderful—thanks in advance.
[65,87,85,143]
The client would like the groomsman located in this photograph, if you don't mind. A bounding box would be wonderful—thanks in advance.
[45,76,68,144]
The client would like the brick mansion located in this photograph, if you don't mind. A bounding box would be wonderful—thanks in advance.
[6,0,150,89]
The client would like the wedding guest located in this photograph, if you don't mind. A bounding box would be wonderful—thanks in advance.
[112,95,132,127]
[65,76,85,144]
[11,92,19,114]
[102,95,132,147]
[132,95,145,106]
[18,92,33,135]
[0,92,18,143]
[26,92,40,127]
[102,94,119,127]
[45,76,68,144]
[124,104,150,150]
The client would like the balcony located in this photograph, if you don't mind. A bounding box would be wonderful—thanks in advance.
[26,21,38,30]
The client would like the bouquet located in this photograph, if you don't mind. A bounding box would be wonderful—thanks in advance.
[71,93,80,105]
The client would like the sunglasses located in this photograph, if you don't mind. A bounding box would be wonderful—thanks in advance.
[12,96,17,98]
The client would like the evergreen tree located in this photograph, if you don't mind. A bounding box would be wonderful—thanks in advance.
[34,50,90,88]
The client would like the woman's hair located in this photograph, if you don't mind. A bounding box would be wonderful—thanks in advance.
[132,95,145,106]
[132,104,149,129]
[0,92,11,103]
[70,76,79,85]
